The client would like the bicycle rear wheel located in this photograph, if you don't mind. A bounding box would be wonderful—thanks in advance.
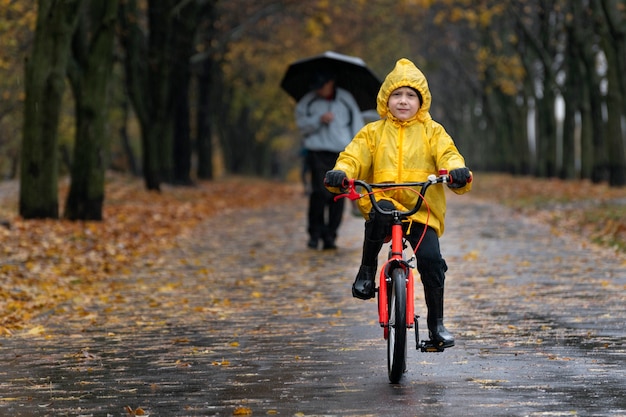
[387,267,407,383]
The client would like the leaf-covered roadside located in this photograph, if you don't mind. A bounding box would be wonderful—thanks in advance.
[0,175,297,335]
[1,173,624,335]
[470,173,626,252]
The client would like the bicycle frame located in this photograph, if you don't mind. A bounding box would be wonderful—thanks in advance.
[336,172,450,334]
[378,213,415,331]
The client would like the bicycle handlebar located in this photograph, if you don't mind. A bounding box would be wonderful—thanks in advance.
[335,172,451,218]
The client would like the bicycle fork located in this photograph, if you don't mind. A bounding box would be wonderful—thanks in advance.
[378,223,415,329]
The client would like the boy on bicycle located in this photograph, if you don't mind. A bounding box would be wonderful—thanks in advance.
[324,58,472,348]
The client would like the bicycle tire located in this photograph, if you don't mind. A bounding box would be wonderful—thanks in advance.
[387,267,407,383]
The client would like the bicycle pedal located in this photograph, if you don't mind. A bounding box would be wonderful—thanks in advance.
[418,340,445,353]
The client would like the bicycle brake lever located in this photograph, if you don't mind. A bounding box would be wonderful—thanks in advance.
[343,185,362,201]
[333,181,362,202]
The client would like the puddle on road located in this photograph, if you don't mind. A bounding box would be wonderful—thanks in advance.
[1,198,625,416]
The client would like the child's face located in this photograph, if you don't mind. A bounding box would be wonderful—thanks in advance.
[388,87,421,121]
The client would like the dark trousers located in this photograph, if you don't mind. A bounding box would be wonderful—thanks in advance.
[363,203,447,289]
[362,204,451,330]
[306,150,345,244]
[407,227,447,289]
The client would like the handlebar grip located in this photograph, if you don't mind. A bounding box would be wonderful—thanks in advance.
[323,171,349,189]
[451,173,473,184]
[447,170,472,185]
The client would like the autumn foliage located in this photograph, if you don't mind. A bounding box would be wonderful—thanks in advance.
[1,173,624,335]
[470,174,626,251]
[0,175,296,335]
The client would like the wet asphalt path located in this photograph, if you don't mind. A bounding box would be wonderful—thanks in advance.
[0,187,625,416]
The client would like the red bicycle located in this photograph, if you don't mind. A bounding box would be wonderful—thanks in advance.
[336,171,451,383]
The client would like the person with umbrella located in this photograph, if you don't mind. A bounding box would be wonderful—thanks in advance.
[281,51,380,250]
[293,70,364,250]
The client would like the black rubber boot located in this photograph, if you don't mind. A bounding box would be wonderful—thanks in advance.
[352,233,384,300]
[352,265,377,300]
[424,287,455,348]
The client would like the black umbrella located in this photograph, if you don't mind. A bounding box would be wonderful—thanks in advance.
[280,51,382,111]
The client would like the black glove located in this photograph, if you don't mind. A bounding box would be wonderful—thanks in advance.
[324,170,347,188]
[448,167,471,188]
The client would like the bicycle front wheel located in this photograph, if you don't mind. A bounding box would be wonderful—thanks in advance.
[387,267,407,383]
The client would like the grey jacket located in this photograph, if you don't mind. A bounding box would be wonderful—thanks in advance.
[295,87,364,153]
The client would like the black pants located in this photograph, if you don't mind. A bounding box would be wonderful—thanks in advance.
[364,202,447,289]
[306,150,345,244]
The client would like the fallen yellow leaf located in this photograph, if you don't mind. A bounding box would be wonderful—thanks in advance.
[26,325,46,336]
[233,406,252,415]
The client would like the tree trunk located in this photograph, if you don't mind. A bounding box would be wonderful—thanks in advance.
[20,0,82,219]
[600,0,626,119]
[65,0,119,220]
[599,0,626,186]
[172,79,193,185]
[170,3,202,186]
[601,36,626,186]
[119,0,176,191]
[560,28,581,180]
[513,93,531,175]
[535,83,558,178]
[149,0,176,187]
[501,92,526,174]
[579,35,608,182]
[570,1,600,181]
[486,91,514,173]
[196,56,215,180]
[119,98,140,176]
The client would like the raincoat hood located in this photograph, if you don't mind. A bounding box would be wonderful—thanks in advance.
[377,58,432,123]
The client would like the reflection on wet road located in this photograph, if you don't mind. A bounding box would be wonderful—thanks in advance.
[0,193,624,416]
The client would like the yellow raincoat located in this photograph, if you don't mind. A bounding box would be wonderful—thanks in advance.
[328,58,471,237]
